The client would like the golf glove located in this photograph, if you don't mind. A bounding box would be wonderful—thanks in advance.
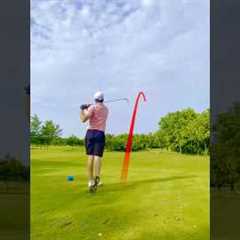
[80,104,91,110]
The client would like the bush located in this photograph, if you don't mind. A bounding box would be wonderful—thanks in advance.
[157,108,209,154]
[105,133,163,152]
[65,135,84,146]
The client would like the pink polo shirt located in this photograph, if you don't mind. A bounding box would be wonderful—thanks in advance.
[86,103,109,132]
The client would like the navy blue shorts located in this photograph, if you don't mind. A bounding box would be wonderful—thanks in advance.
[85,129,105,157]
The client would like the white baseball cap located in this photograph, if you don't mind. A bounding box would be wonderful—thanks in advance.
[94,91,104,101]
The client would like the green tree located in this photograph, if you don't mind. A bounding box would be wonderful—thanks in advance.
[156,108,210,154]
[180,109,210,154]
[158,108,198,152]
[31,114,42,144]
[154,131,168,149]
[40,120,62,146]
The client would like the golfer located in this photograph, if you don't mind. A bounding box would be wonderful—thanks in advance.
[80,91,109,192]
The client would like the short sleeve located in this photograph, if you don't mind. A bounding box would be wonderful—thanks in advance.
[86,105,94,118]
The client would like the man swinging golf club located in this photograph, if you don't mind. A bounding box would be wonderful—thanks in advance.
[80,91,109,192]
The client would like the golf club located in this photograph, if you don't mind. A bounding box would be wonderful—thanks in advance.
[80,98,129,110]
[104,98,129,104]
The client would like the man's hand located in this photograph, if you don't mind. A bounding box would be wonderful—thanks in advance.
[80,104,91,111]
[80,104,92,123]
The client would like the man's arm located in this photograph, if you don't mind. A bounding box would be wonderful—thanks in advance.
[80,109,89,123]
[80,105,94,123]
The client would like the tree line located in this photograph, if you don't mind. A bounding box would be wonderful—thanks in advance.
[31,108,209,155]
[31,115,83,146]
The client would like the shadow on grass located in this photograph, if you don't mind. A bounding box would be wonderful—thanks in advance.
[102,175,197,193]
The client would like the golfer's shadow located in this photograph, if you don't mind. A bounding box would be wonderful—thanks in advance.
[103,175,197,193]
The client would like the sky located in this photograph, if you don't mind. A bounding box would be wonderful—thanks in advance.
[31,0,209,137]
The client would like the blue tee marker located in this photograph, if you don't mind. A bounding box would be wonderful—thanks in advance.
[67,176,74,181]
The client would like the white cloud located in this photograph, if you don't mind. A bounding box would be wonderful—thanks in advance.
[81,5,90,17]
[142,0,154,7]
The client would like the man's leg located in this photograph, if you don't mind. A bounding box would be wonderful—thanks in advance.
[93,155,102,186]
[94,156,102,177]
[93,131,105,188]
[87,155,94,187]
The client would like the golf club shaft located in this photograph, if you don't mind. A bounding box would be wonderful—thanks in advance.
[81,98,129,110]
[104,98,129,104]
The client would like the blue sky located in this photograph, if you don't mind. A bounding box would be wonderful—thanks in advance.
[31,0,209,137]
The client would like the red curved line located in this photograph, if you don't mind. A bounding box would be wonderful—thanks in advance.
[121,91,146,181]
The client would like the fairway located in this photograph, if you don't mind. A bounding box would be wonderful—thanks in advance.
[31,146,209,240]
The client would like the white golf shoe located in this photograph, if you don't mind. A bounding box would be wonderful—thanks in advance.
[88,180,95,192]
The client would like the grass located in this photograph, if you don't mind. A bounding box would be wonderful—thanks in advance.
[31,146,209,240]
